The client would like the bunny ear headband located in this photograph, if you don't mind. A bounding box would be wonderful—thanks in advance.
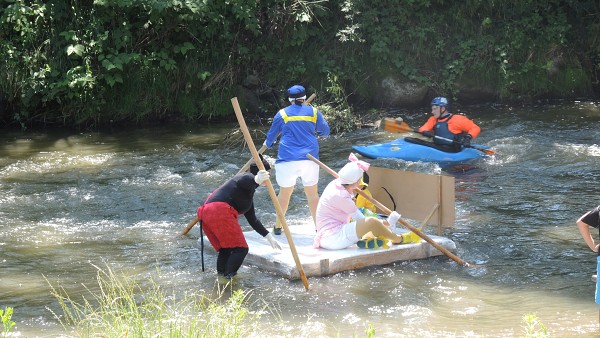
[348,153,370,171]
[338,153,370,185]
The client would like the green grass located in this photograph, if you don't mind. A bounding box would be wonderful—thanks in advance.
[1,306,16,337]
[521,313,549,338]
[46,265,264,338]
[2,284,554,338]
[39,264,550,337]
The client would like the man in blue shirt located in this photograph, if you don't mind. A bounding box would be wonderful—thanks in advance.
[264,85,330,234]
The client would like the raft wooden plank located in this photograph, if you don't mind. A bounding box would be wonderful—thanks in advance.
[241,224,456,280]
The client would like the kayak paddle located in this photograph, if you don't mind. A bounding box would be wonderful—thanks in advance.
[380,117,495,156]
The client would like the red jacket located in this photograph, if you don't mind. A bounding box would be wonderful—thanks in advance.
[418,114,480,138]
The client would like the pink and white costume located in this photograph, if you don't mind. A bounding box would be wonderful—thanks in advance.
[313,153,371,250]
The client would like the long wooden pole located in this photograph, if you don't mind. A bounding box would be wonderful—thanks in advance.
[180,215,199,236]
[232,97,310,289]
[237,145,268,175]
[306,153,471,267]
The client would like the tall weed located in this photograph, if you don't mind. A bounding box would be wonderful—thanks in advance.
[46,265,264,337]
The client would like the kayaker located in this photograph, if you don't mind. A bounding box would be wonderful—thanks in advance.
[406,96,480,153]
[576,205,600,325]
[196,155,282,282]
[263,84,330,235]
[313,153,408,250]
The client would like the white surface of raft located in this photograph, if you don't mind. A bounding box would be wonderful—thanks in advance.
[242,224,457,280]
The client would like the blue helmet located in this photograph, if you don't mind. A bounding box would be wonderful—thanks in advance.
[287,85,306,99]
[431,97,449,107]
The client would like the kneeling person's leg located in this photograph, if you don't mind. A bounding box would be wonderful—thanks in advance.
[224,247,249,278]
[217,248,232,275]
[356,218,403,244]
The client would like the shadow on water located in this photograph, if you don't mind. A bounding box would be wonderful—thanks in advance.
[1,100,600,336]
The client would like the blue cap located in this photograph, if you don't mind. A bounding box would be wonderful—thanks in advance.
[287,85,306,99]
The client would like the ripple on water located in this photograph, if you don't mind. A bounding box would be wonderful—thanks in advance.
[3,105,600,336]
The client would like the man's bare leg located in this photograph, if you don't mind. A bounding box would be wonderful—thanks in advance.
[303,184,319,227]
[274,186,294,234]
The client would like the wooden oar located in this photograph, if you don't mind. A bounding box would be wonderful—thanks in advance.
[307,153,473,267]
[236,93,317,174]
[232,97,310,290]
[237,145,268,174]
[180,215,199,236]
[380,118,495,155]
[181,94,318,236]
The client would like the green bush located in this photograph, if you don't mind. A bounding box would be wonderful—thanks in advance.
[0,0,598,128]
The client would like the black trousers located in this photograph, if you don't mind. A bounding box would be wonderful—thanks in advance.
[216,247,249,278]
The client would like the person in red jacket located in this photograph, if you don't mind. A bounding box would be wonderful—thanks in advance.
[407,97,480,153]
[197,155,282,282]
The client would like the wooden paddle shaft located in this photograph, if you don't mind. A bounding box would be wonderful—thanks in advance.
[237,145,267,175]
[180,216,199,236]
[306,153,470,267]
[236,93,317,175]
[232,97,310,290]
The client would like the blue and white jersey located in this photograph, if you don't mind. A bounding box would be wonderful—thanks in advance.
[265,104,330,163]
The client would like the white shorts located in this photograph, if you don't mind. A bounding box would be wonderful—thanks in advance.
[274,160,319,188]
[320,222,360,250]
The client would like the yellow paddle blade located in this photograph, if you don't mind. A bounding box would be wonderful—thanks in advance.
[380,118,415,133]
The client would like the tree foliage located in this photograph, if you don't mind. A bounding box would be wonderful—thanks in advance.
[0,0,598,128]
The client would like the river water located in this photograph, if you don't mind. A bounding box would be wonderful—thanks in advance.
[1,100,599,337]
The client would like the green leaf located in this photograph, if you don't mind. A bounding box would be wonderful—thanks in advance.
[180,42,195,55]
[67,44,85,56]
[102,59,116,70]
[197,71,211,80]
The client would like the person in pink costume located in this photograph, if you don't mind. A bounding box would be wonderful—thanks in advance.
[313,154,405,250]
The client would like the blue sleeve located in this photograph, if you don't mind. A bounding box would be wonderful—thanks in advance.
[265,112,284,148]
[316,111,330,137]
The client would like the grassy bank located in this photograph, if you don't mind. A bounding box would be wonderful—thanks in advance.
[1,263,553,337]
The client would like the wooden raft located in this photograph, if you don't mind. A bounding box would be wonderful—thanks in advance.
[241,224,456,280]
[196,165,458,279]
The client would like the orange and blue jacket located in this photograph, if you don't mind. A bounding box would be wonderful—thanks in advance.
[418,114,480,139]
